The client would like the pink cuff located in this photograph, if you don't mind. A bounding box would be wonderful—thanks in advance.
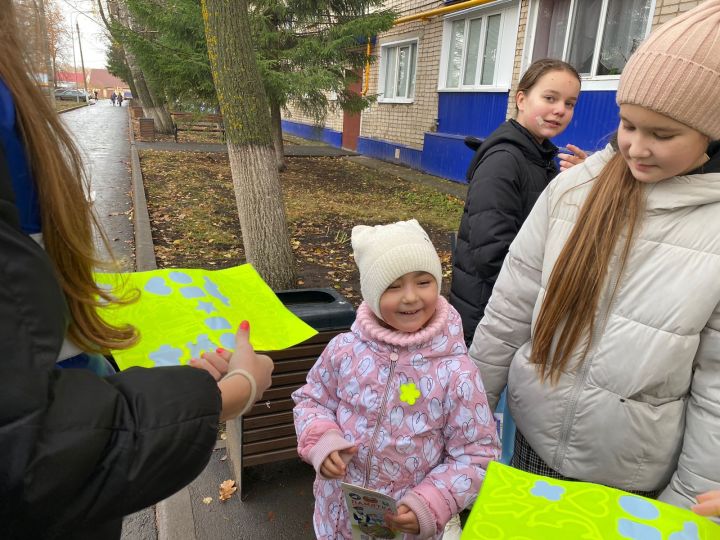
[399,490,437,539]
[307,430,354,477]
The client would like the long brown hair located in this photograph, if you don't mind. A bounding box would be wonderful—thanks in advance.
[530,152,644,383]
[1,4,137,352]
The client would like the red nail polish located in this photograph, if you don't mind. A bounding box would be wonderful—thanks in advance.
[240,320,250,331]
[216,348,225,354]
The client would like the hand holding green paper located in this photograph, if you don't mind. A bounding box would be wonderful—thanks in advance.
[95,264,317,370]
[694,491,720,518]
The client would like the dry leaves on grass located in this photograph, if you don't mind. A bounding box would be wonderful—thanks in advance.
[219,479,237,501]
[140,151,463,301]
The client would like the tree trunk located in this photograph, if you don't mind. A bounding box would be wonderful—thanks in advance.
[34,0,55,102]
[116,0,173,133]
[202,0,295,290]
[270,101,286,171]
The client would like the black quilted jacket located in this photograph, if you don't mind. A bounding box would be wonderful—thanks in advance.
[450,119,558,344]
[0,147,221,539]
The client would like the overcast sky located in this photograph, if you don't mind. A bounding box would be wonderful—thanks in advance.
[58,0,108,70]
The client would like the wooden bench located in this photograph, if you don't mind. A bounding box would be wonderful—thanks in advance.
[171,112,225,142]
[226,329,350,497]
[224,288,355,498]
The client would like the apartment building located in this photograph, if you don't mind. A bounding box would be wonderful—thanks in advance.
[282,0,703,182]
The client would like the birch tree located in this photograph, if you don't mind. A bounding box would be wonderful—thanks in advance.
[201,0,295,289]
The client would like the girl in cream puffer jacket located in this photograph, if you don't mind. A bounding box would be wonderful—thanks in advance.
[471,2,720,515]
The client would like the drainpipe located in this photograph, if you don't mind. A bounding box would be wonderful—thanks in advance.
[363,39,372,96]
[394,0,497,25]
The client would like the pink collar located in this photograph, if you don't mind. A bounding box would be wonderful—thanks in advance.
[354,296,450,347]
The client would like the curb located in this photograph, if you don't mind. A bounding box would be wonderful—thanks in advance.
[127,110,196,539]
[58,102,91,114]
[127,109,157,271]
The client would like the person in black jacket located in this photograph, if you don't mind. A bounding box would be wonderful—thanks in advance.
[0,6,273,539]
[451,59,583,345]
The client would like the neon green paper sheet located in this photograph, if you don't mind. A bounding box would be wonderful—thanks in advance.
[462,461,720,539]
[95,265,317,370]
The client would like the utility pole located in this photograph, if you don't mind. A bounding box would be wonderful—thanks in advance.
[76,21,89,106]
[70,19,79,102]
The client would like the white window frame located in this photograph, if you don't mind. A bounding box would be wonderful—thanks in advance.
[524,0,656,91]
[378,38,419,104]
[438,0,520,92]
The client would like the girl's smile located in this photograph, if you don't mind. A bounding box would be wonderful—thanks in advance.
[379,271,438,333]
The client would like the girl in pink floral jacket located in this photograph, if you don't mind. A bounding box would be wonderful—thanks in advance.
[292,220,500,539]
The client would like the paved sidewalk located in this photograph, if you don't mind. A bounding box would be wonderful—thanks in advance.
[61,99,135,270]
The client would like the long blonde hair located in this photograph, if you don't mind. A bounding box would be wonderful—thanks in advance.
[530,152,643,383]
[1,4,137,352]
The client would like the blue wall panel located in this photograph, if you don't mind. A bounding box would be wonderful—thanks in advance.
[357,137,423,170]
[553,90,619,152]
[281,119,342,147]
[437,92,508,137]
[421,132,476,183]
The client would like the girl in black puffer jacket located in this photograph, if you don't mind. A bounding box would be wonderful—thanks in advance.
[451,59,582,345]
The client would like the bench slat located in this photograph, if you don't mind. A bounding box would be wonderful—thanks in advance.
[243,435,298,456]
[261,384,303,401]
[243,448,300,467]
[243,410,293,430]
[243,423,297,443]
[246,397,295,417]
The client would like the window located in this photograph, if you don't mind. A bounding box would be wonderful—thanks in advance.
[446,14,502,88]
[379,40,418,102]
[439,2,519,91]
[532,0,653,77]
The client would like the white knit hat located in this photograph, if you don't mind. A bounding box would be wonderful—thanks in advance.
[351,219,443,320]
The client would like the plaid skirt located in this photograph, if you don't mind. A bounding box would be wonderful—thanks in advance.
[510,430,662,499]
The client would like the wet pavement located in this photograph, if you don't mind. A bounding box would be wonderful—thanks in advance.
[60,99,135,270]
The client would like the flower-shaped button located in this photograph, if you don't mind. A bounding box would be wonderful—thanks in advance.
[399,382,421,405]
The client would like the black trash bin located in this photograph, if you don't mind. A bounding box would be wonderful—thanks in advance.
[226,288,356,497]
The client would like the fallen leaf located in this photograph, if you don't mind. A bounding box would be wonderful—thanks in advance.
[267,511,275,521]
[219,479,237,501]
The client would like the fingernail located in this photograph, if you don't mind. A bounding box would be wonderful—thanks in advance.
[240,320,250,331]
[216,347,225,354]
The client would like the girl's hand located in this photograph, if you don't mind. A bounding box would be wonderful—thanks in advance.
[320,446,358,478]
[693,490,720,517]
[558,144,588,171]
[217,321,274,420]
[189,348,232,381]
[385,504,420,535]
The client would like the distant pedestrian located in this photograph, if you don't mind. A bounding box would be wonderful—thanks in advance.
[117,92,124,107]
[93,89,98,100]
[110,91,116,106]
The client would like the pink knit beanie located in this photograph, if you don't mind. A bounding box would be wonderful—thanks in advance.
[617,0,720,140]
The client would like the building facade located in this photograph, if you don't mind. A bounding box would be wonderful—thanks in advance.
[282,0,704,182]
